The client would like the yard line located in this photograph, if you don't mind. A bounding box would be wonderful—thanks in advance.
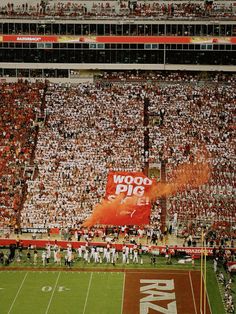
[82,273,93,314]
[45,272,61,314]
[121,272,126,314]
[189,271,197,314]
[8,272,28,314]
[126,271,189,275]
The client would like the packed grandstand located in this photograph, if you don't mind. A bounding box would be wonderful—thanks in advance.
[0,0,235,18]
[0,0,236,313]
[0,73,235,242]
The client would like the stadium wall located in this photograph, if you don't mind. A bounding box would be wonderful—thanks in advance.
[1,62,236,72]
[0,238,235,256]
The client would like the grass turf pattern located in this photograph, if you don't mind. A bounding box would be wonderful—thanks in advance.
[0,271,124,314]
[0,257,231,314]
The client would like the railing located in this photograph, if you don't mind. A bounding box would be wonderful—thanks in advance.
[0,14,235,21]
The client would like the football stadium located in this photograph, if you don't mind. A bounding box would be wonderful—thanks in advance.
[0,0,235,313]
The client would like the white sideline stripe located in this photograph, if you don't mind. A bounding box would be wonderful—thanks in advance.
[121,272,126,314]
[126,271,189,275]
[82,273,93,314]
[45,272,61,314]
[189,271,197,314]
[8,272,28,314]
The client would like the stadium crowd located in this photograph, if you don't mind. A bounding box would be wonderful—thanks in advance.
[17,74,235,244]
[21,82,145,229]
[147,79,235,241]
[0,80,45,232]
[0,72,235,248]
[219,272,235,313]
[0,0,235,19]
[100,71,236,84]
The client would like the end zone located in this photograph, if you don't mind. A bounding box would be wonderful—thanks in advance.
[123,269,211,314]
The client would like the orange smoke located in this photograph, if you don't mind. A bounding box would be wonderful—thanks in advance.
[150,161,211,200]
[82,160,211,228]
[83,194,140,227]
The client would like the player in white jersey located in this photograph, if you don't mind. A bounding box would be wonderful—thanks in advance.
[94,248,100,263]
[84,248,89,263]
[122,246,127,264]
[106,248,111,263]
[125,246,130,264]
[90,246,95,261]
[133,248,138,263]
[77,246,83,259]
[42,251,46,266]
[111,247,116,264]
[103,247,107,261]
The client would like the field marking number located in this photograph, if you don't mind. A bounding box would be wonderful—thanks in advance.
[42,286,52,292]
[58,286,70,292]
[42,286,70,292]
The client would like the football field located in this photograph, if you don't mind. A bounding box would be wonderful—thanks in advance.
[0,269,215,314]
[0,271,124,314]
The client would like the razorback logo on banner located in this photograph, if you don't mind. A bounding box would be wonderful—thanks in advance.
[102,171,155,225]
[2,35,236,44]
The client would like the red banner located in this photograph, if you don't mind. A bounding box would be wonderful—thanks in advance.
[2,35,58,43]
[1,35,236,44]
[102,171,155,226]
[50,228,60,235]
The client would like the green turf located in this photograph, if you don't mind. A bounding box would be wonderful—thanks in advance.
[0,254,229,314]
[82,272,124,314]
[9,271,59,314]
[206,263,226,314]
[48,272,93,314]
[0,271,124,314]
[0,271,30,314]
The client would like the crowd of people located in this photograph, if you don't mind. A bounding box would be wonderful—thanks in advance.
[0,72,235,248]
[100,71,236,84]
[1,241,148,266]
[218,272,235,313]
[146,80,235,234]
[0,0,235,19]
[21,82,145,229]
[0,80,45,233]
[16,74,235,242]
